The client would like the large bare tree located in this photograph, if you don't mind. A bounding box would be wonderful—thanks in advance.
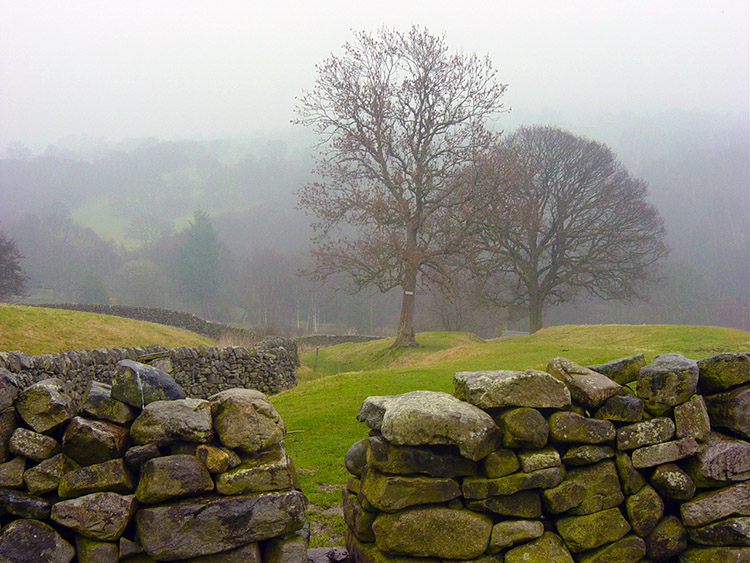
[295,26,507,347]
[473,125,669,333]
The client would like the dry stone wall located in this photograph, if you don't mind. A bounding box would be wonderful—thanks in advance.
[343,352,750,563]
[0,338,298,401]
[0,363,308,562]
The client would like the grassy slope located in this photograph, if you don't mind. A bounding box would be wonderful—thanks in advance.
[0,304,214,354]
[273,325,749,545]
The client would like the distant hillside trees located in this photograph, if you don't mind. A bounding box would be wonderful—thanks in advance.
[0,230,28,300]
[473,126,669,332]
[296,26,507,347]
[176,209,222,317]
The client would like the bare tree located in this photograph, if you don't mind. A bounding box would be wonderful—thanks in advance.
[295,26,507,347]
[473,126,669,332]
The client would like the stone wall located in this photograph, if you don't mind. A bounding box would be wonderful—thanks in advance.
[0,337,299,401]
[33,303,258,341]
[0,365,308,562]
[344,352,750,562]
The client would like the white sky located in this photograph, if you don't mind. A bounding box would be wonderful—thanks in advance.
[1,0,747,148]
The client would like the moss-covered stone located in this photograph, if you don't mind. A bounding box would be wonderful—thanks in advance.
[75,536,119,563]
[215,448,296,496]
[463,466,564,499]
[616,417,675,450]
[453,369,571,409]
[674,394,711,442]
[15,378,75,434]
[615,451,646,495]
[497,408,549,449]
[548,411,615,444]
[465,489,542,518]
[626,484,664,537]
[561,444,614,466]
[543,460,623,515]
[556,507,631,552]
[135,454,214,504]
[366,437,478,478]
[372,507,492,559]
[481,448,520,478]
[577,534,646,563]
[680,546,750,563]
[0,456,25,488]
[645,515,687,561]
[504,531,574,563]
[23,453,79,495]
[704,385,750,439]
[80,381,136,425]
[631,437,699,468]
[343,489,377,542]
[209,389,285,454]
[697,353,750,393]
[547,357,622,409]
[687,517,750,546]
[488,519,544,551]
[650,462,696,501]
[58,458,134,499]
[129,399,213,446]
[636,353,698,416]
[360,467,460,512]
[9,427,60,462]
[61,417,128,466]
[587,354,646,385]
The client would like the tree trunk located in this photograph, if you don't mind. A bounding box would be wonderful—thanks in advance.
[392,268,418,348]
[529,295,543,333]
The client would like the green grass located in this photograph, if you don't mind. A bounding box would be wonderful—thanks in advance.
[273,325,749,546]
[0,304,215,354]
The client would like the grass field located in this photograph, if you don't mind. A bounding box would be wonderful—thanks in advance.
[273,325,750,545]
[0,304,215,354]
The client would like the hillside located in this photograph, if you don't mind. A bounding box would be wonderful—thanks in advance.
[275,325,749,545]
[0,304,215,354]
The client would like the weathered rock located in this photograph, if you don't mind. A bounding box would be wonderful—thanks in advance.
[360,467,460,512]
[111,359,185,407]
[135,454,214,504]
[482,448,520,478]
[504,531,574,563]
[561,444,614,466]
[453,369,571,409]
[357,391,500,461]
[0,487,51,519]
[488,519,544,551]
[15,378,75,434]
[209,389,285,454]
[75,537,118,563]
[683,432,750,486]
[626,484,664,537]
[185,541,262,562]
[307,545,348,563]
[51,492,137,541]
[587,353,646,385]
[118,537,144,559]
[548,411,615,444]
[9,427,60,462]
[195,444,232,474]
[646,515,687,561]
[58,458,134,499]
[687,516,750,546]
[61,416,128,466]
[135,490,307,560]
[615,451,646,495]
[345,438,370,476]
[631,437,699,468]
[547,357,622,409]
[215,447,296,496]
[556,507,631,552]
[680,546,750,563]
[650,462,696,501]
[463,467,564,498]
[674,394,711,442]
[497,407,548,449]
[466,489,543,518]
[0,456,25,488]
[23,453,79,495]
[130,398,213,445]
[0,410,17,463]
[698,353,750,393]
[616,417,675,450]
[264,527,307,563]
[366,436,477,478]
[372,507,492,559]
[543,460,623,516]
[594,394,644,422]
[342,489,377,542]
[680,480,750,527]
[577,534,647,563]
[518,446,561,473]
[637,353,699,415]
[0,369,19,412]
[80,381,136,425]
[0,518,75,563]
[704,385,750,439]
[124,443,161,470]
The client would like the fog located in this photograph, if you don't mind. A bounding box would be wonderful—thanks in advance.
[0,1,748,334]
[1,1,747,147]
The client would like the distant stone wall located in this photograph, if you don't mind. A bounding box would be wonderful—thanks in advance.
[33,303,258,341]
[0,370,308,561]
[0,337,298,400]
[298,335,380,351]
[344,352,750,562]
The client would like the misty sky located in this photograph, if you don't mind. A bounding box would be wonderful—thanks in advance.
[1,0,748,149]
